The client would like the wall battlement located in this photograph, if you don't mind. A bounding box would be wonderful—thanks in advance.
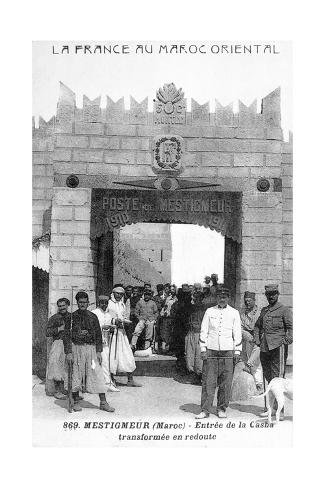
[32,81,292,312]
[34,82,283,139]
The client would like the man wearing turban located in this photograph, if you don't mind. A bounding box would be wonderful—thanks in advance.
[92,295,120,392]
[104,287,141,387]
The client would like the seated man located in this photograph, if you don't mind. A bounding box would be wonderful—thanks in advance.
[131,290,158,352]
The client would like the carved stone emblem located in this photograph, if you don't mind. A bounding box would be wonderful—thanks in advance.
[152,135,184,174]
[154,83,186,124]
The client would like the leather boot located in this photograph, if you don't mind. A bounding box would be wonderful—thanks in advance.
[54,391,67,400]
[72,401,82,412]
[100,402,115,412]
[126,378,142,387]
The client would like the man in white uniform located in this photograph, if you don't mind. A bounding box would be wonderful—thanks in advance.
[92,295,120,392]
[196,286,242,419]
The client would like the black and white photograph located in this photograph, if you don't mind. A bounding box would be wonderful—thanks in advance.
[32,40,293,447]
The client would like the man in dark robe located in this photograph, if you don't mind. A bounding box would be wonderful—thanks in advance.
[64,291,115,413]
[46,297,71,400]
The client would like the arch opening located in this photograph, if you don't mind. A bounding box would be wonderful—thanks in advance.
[114,222,225,289]
[92,188,242,306]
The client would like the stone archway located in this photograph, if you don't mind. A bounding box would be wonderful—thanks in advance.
[91,188,242,306]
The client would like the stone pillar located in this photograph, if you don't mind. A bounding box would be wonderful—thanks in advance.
[241,191,283,307]
[48,187,97,316]
[281,134,293,307]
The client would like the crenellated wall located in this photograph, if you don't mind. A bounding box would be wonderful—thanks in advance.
[32,117,55,237]
[32,82,292,315]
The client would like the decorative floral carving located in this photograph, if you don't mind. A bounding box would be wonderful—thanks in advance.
[154,83,186,124]
[156,83,184,114]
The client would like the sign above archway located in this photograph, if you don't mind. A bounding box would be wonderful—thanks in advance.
[91,189,242,243]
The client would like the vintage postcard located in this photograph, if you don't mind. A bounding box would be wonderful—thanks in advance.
[32,40,292,447]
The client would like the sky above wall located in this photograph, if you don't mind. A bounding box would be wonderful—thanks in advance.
[33,40,292,137]
[171,224,224,286]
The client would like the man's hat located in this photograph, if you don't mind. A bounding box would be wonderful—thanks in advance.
[216,286,230,296]
[98,295,109,301]
[244,291,256,299]
[265,284,279,294]
[194,282,202,289]
[112,286,125,294]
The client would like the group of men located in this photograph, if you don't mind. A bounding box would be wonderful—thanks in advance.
[46,288,141,412]
[46,278,292,418]
[195,283,293,419]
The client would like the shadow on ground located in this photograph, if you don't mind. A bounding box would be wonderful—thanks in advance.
[173,372,201,386]
[54,399,99,411]
[229,402,265,417]
[134,357,176,377]
[180,403,219,416]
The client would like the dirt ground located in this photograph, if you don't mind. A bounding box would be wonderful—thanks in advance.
[33,368,293,447]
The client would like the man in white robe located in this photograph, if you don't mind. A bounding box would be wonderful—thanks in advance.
[92,295,120,392]
[106,287,141,387]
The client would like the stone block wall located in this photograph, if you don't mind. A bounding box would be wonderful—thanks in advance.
[280,134,293,307]
[48,187,96,316]
[32,117,55,238]
[32,82,293,313]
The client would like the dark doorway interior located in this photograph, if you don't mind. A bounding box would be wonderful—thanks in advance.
[32,266,49,379]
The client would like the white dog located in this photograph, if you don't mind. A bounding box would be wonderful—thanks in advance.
[255,377,293,424]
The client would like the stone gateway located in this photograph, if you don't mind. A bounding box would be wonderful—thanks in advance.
[32,82,292,378]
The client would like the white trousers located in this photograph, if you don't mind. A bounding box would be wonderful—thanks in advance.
[101,345,113,385]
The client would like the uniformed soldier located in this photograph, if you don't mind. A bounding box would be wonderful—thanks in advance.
[196,286,242,419]
[254,284,293,418]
